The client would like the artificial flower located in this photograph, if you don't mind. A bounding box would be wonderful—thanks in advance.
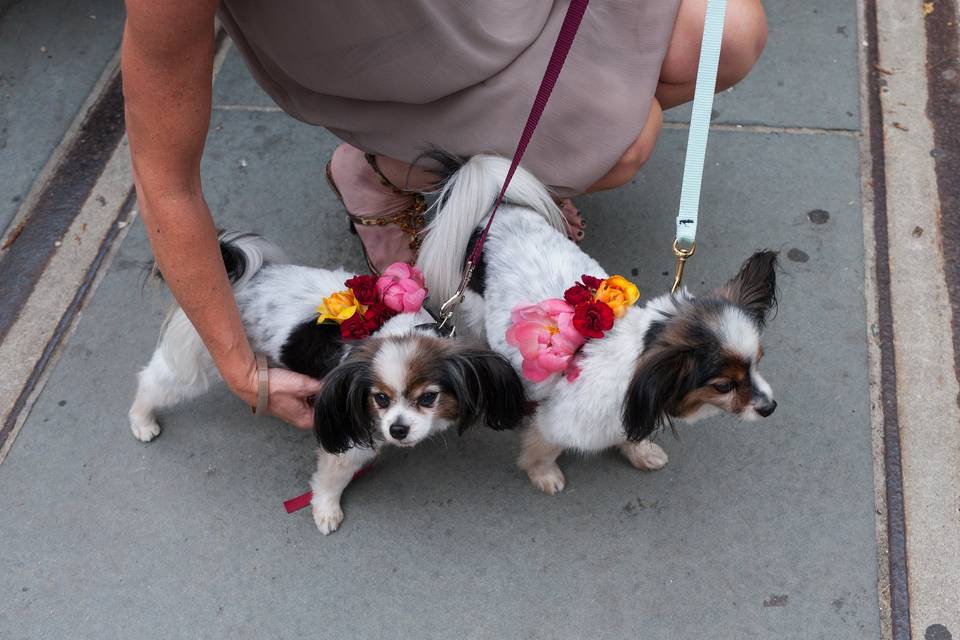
[594,274,639,318]
[563,283,592,306]
[581,274,603,290]
[506,299,586,382]
[572,300,614,338]
[363,302,396,328]
[317,289,361,324]
[344,274,378,306]
[340,313,373,340]
[376,262,428,313]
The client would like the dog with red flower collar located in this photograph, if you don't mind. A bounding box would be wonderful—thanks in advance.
[128,231,526,533]
[419,155,779,495]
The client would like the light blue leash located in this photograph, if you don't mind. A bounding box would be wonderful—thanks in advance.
[671,0,728,294]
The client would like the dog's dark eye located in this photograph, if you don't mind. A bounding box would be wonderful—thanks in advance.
[712,381,734,394]
[417,391,438,407]
[373,392,390,408]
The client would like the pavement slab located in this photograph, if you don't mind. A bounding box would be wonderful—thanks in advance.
[664,0,861,131]
[0,0,125,234]
[212,49,278,111]
[0,102,879,636]
[13,0,956,636]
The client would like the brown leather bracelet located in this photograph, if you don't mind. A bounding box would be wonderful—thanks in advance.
[252,353,269,417]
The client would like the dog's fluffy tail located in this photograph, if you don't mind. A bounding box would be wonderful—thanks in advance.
[417,154,565,305]
[147,230,288,290]
[153,231,287,384]
[216,230,288,289]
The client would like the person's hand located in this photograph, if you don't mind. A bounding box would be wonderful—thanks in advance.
[262,368,325,429]
[228,362,323,430]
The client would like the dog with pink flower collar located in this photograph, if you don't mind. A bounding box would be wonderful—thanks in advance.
[419,155,779,495]
[128,231,526,533]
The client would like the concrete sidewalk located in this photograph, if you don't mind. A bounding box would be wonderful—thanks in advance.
[1,1,957,638]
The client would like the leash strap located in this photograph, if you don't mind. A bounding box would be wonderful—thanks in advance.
[674,0,727,250]
[283,464,375,514]
[439,0,590,325]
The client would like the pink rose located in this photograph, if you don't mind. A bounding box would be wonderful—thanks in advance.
[506,300,586,382]
[375,262,428,313]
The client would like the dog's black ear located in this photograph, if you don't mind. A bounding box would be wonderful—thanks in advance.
[441,347,527,432]
[623,345,699,442]
[313,358,375,454]
[717,250,779,328]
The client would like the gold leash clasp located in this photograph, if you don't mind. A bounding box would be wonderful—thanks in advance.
[435,260,477,336]
[671,239,696,294]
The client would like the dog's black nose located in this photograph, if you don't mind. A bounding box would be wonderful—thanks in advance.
[756,400,777,417]
[389,423,410,440]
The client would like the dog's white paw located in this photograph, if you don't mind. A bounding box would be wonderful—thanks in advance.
[312,502,344,535]
[527,464,566,495]
[620,440,668,471]
[130,418,161,443]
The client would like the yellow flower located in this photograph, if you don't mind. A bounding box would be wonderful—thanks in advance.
[594,275,640,318]
[317,289,363,324]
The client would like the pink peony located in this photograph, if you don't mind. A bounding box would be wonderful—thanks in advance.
[375,263,428,313]
[506,299,586,382]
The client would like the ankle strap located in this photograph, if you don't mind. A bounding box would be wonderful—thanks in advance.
[364,153,421,196]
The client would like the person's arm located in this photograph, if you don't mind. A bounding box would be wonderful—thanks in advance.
[122,0,321,427]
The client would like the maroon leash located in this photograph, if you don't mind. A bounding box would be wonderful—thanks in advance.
[436,0,591,331]
[285,0,590,514]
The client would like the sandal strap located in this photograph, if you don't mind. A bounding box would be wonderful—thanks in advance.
[364,153,421,196]
[344,192,426,256]
[327,154,428,263]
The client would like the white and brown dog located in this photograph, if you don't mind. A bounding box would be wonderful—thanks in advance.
[129,231,526,533]
[418,155,778,494]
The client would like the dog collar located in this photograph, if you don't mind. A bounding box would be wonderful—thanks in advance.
[506,274,640,383]
[315,263,428,340]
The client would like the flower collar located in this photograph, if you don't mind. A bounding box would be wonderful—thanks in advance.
[506,274,639,382]
[316,263,428,340]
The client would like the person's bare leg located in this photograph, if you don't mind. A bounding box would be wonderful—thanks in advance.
[657,0,767,109]
[585,0,765,194]
[586,98,663,193]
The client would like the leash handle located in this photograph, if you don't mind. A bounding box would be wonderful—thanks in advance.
[438,0,590,328]
[672,0,727,290]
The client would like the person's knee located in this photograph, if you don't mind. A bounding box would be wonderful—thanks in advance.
[621,101,663,170]
[718,0,767,89]
[587,101,663,192]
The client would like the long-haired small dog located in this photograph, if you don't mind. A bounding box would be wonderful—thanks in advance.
[129,231,526,533]
[418,155,778,494]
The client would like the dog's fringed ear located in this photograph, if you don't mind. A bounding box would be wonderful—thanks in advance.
[313,359,375,454]
[441,347,527,432]
[717,250,779,328]
[623,345,698,442]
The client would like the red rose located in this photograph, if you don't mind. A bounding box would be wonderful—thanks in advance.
[572,301,614,339]
[345,274,378,306]
[340,314,372,340]
[564,284,593,306]
[580,274,603,290]
[363,302,396,328]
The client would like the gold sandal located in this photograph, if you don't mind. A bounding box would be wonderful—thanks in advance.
[325,153,426,275]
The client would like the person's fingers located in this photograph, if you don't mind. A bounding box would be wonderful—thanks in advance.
[270,369,323,396]
[269,398,314,430]
[298,376,323,395]
[290,400,314,429]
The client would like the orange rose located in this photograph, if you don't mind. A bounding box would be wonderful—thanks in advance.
[317,289,363,324]
[594,275,640,318]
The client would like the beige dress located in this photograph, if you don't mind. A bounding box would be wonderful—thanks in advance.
[219,0,681,196]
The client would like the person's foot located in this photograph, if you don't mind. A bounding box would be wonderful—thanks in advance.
[558,198,586,242]
[326,144,433,273]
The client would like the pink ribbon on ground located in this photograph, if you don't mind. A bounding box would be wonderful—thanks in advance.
[282,463,375,514]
